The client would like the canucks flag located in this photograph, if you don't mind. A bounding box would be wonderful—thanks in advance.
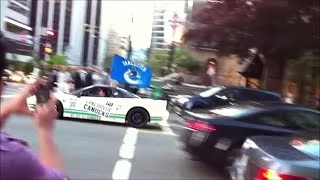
[111,55,152,88]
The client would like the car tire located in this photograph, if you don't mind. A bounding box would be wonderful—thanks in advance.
[126,108,149,128]
[55,100,63,119]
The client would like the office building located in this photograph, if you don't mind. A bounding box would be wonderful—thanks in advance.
[32,0,102,66]
[150,2,187,50]
[0,0,33,62]
[32,0,73,60]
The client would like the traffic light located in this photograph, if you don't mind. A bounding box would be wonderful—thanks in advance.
[46,29,55,39]
[44,44,52,55]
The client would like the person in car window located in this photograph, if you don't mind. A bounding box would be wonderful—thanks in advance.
[98,88,106,97]
[0,31,68,180]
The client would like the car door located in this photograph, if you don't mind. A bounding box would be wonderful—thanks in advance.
[79,87,121,122]
[64,87,103,120]
[236,110,296,138]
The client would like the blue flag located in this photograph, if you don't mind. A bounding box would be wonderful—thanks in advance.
[111,55,152,88]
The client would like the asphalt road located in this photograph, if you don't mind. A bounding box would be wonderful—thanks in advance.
[1,83,224,180]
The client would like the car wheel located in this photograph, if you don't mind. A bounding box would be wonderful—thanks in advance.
[126,108,149,128]
[55,100,63,119]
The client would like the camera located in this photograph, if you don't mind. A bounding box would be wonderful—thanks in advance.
[35,79,51,104]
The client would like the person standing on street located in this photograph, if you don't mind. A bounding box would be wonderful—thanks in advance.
[0,31,68,180]
[206,61,216,87]
[73,67,83,90]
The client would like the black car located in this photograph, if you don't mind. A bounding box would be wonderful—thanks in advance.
[178,102,320,166]
[228,130,320,180]
[170,86,282,115]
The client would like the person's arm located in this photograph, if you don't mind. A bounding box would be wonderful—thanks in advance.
[0,80,42,128]
[38,130,64,171]
[1,133,67,180]
[0,102,12,128]
[32,95,65,172]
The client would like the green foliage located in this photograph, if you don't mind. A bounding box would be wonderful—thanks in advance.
[47,54,67,66]
[184,0,320,59]
[174,47,201,71]
[146,49,169,77]
[286,52,320,105]
[147,48,202,76]
[7,59,34,74]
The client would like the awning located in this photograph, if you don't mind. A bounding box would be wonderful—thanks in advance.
[238,54,264,79]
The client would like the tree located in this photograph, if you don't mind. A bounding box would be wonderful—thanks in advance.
[47,54,67,66]
[174,47,201,72]
[146,49,169,77]
[184,0,319,79]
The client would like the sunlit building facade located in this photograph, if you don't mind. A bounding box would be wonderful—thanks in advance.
[0,0,33,62]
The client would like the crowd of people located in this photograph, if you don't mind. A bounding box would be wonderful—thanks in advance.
[47,66,112,93]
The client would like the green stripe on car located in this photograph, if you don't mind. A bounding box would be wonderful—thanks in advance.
[29,105,162,121]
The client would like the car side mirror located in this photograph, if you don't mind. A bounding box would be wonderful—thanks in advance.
[77,92,83,98]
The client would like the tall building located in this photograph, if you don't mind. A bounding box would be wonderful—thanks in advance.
[0,0,33,62]
[151,8,167,50]
[32,0,102,66]
[105,28,127,57]
[32,0,73,60]
[150,2,187,51]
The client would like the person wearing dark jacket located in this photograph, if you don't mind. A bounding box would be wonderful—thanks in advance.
[73,68,82,90]
[85,67,94,87]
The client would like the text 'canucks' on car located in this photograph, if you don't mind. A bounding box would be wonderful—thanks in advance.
[27,85,170,128]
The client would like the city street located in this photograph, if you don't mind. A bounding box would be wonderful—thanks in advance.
[1,83,224,180]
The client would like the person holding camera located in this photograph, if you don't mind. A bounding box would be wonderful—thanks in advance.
[0,32,68,180]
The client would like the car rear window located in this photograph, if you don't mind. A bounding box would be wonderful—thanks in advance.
[210,105,261,117]
[239,89,282,102]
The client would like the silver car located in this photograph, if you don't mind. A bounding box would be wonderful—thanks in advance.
[228,130,320,180]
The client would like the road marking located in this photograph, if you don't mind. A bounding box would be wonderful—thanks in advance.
[112,127,138,180]
[139,129,177,136]
[112,160,132,180]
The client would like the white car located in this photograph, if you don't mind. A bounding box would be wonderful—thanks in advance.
[27,85,170,128]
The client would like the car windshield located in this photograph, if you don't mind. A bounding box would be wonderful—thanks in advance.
[118,88,141,98]
[199,87,223,98]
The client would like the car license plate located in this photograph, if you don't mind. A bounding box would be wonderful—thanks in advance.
[189,131,206,146]
[214,138,232,150]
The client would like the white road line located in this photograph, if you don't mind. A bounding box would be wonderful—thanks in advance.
[112,127,138,180]
[112,160,132,180]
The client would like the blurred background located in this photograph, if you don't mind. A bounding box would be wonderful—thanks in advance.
[0,0,319,107]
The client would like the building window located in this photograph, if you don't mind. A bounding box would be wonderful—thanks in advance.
[152,38,164,43]
[152,27,164,31]
[7,1,29,16]
[152,32,164,37]
[5,21,29,34]
[154,15,164,20]
[15,0,29,7]
[153,21,164,26]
